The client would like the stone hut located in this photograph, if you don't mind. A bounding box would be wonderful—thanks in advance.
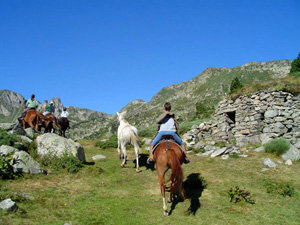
[184,90,300,147]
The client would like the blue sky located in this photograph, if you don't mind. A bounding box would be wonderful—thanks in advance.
[1,0,299,114]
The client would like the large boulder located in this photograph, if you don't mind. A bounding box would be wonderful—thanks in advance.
[36,133,86,162]
[13,150,44,174]
[0,145,43,174]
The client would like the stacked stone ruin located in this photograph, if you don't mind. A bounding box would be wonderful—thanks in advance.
[183,90,300,147]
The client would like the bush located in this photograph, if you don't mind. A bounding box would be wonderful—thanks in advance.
[228,186,255,204]
[0,129,17,147]
[0,152,20,180]
[40,154,83,174]
[289,71,300,78]
[264,138,290,156]
[266,182,295,197]
[290,52,300,74]
[230,77,244,94]
[94,135,118,149]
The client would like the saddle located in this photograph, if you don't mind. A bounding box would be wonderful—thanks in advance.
[153,135,182,153]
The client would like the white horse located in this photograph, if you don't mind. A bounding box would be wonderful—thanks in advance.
[117,112,141,172]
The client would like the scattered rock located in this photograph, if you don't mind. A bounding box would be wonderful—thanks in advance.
[264,158,276,168]
[92,155,106,161]
[0,199,18,211]
[255,146,264,152]
[285,160,293,166]
[210,147,227,158]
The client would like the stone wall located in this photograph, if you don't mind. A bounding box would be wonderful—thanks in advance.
[183,91,300,147]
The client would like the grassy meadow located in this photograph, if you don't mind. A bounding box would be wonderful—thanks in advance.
[1,139,300,225]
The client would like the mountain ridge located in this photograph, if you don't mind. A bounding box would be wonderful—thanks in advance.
[0,59,292,139]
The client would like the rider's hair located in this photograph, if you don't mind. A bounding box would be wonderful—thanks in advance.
[164,102,171,111]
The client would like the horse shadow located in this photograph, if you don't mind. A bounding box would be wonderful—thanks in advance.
[133,153,155,171]
[169,173,206,216]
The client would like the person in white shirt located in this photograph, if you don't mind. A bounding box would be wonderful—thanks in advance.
[61,107,69,118]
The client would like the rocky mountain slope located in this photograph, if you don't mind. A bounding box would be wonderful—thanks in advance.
[120,60,292,128]
[0,60,292,139]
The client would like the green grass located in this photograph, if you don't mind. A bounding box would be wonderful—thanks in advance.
[1,140,300,224]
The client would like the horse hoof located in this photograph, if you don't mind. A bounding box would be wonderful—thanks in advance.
[120,164,125,168]
[136,169,141,173]
[164,211,169,216]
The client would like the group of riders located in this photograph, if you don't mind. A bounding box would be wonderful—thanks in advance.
[19,95,188,163]
[19,94,70,136]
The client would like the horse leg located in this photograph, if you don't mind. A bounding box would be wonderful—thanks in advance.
[117,140,122,160]
[120,144,127,168]
[158,171,168,216]
[134,145,140,173]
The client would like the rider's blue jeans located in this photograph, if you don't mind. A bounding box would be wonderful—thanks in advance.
[151,131,184,146]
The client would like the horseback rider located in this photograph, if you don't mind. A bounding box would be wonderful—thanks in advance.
[60,107,70,129]
[43,100,52,116]
[50,101,55,114]
[18,94,38,121]
[147,102,190,164]
[26,94,38,110]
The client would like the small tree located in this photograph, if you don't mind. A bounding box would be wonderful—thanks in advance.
[230,77,243,94]
[289,52,300,78]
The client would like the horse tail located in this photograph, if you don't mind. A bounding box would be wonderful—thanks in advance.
[167,149,185,199]
[130,129,140,153]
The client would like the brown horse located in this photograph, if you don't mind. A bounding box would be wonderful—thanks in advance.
[57,117,70,137]
[22,110,51,131]
[39,113,59,133]
[153,136,186,216]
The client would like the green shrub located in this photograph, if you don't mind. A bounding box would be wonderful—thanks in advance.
[228,186,255,204]
[230,77,244,94]
[94,135,118,149]
[61,155,83,174]
[290,52,300,74]
[289,71,300,78]
[40,154,83,174]
[266,182,295,197]
[0,152,20,180]
[264,138,290,156]
[0,129,17,146]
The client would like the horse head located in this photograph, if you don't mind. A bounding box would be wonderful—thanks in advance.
[116,112,126,123]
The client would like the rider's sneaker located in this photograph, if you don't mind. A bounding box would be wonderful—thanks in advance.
[184,157,190,164]
[147,157,154,164]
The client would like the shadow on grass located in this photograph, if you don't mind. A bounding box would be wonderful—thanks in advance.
[168,173,206,216]
[133,153,155,171]
[83,161,95,166]
[183,173,207,215]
